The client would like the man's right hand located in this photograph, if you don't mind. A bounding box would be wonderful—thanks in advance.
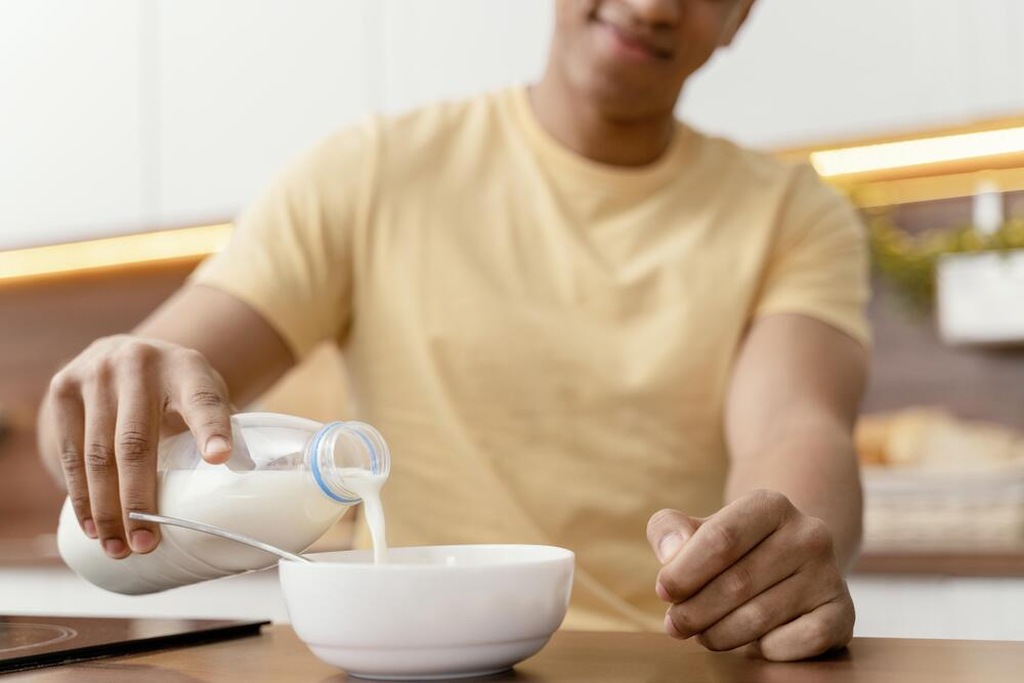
[43,334,234,559]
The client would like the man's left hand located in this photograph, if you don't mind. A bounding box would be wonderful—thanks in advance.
[646,489,855,661]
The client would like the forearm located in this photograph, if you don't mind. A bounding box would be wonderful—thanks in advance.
[725,417,863,572]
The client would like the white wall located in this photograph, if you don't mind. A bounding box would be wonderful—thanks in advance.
[378,0,552,115]
[3,1,1023,250]
[680,0,1024,148]
[157,0,377,227]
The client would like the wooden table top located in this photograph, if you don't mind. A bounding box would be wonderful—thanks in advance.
[7,624,1024,682]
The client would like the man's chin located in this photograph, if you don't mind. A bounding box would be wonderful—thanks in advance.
[578,75,680,123]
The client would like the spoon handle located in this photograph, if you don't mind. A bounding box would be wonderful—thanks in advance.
[128,511,311,564]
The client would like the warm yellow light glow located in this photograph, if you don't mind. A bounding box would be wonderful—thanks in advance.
[810,126,1024,177]
[0,223,233,282]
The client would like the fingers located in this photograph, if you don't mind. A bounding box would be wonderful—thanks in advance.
[756,597,855,662]
[82,374,128,558]
[658,490,794,602]
[46,336,234,559]
[659,524,805,637]
[683,567,836,652]
[50,373,92,538]
[172,350,233,464]
[651,491,853,662]
[115,367,163,554]
[646,508,701,563]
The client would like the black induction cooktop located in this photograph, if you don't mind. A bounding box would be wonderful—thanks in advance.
[0,615,268,674]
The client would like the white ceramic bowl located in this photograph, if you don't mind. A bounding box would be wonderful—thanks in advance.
[279,544,575,680]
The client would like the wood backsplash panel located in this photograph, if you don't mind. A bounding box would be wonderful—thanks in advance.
[861,193,1024,429]
[862,277,1024,429]
[0,258,350,541]
[0,260,197,523]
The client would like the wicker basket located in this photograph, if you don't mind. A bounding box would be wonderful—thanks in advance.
[862,462,1024,550]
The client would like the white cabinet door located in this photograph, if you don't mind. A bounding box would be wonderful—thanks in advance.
[850,576,949,639]
[0,1,143,249]
[850,575,1024,640]
[157,0,376,227]
[0,564,288,622]
[378,0,551,115]
[919,0,1021,123]
[999,0,1024,112]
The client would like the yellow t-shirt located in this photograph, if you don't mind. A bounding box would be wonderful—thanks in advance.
[192,87,870,632]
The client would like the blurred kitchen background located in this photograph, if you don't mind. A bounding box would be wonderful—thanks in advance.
[3,0,1024,641]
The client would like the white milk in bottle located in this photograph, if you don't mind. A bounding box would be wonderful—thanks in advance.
[57,412,390,593]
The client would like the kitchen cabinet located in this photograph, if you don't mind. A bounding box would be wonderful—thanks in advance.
[0,1,144,249]
[156,0,375,227]
[4,1,1024,248]
[0,562,288,623]
[848,546,1024,640]
[850,575,1024,640]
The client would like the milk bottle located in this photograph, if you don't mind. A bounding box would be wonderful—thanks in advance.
[57,412,390,594]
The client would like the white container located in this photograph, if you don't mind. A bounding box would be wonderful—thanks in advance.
[57,412,390,594]
[935,249,1024,345]
[280,545,575,680]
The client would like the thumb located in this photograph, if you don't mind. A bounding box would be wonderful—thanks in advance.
[175,384,234,465]
[647,508,702,564]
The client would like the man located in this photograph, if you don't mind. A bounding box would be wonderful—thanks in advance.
[39,0,869,661]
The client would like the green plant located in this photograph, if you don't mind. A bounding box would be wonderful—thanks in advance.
[866,210,1024,308]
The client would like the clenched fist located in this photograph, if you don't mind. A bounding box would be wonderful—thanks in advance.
[647,489,855,661]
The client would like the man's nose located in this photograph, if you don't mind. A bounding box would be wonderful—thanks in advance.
[617,0,682,27]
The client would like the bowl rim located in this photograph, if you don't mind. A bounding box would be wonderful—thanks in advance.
[279,543,575,571]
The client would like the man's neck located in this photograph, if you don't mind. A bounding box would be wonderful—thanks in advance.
[529,71,677,168]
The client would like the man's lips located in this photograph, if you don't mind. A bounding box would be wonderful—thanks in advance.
[596,19,675,62]
[600,22,675,61]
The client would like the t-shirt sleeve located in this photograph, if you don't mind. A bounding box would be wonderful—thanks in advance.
[754,164,872,348]
[189,119,378,360]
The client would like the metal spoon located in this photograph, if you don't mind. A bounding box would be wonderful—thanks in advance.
[128,511,312,563]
